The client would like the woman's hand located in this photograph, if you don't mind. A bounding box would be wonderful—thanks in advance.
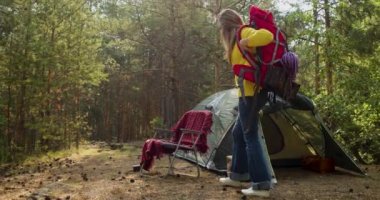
[239,38,252,52]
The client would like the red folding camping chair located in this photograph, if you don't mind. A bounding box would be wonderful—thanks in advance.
[140,110,213,177]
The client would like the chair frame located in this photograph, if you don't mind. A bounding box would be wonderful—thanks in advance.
[141,127,203,177]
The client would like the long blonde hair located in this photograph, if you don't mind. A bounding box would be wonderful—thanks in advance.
[217,9,243,63]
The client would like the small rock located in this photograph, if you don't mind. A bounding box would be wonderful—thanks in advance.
[28,196,38,200]
[81,173,88,181]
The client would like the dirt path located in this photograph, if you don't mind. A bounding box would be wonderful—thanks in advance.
[0,142,379,200]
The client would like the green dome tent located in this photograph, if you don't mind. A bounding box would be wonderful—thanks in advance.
[175,88,365,175]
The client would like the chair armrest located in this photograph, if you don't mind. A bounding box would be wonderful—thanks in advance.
[153,128,174,139]
[177,128,203,146]
[179,128,202,135]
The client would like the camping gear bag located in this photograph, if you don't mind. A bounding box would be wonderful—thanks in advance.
[264,52,300,100]
[234,5,300,101]
[302,155,335,173]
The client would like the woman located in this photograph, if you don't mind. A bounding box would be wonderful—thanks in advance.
[216,8,274,197]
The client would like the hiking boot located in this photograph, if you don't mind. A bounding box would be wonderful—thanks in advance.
[219,177,245,187]
[241,187,270,197]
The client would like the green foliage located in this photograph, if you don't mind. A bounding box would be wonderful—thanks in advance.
[0,0,106,163]
[149,117,165,129]
[277,0,380,163]
[315,89,380,164]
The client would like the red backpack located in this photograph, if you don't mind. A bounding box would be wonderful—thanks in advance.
[233,5,299,100]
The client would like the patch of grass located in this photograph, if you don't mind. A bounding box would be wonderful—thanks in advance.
[117,144,141,155]
[93,144,140,162]
[1,142,142,171]
[22,144,98,166]
[23,148,78,165]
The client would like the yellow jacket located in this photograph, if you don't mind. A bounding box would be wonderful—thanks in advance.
[231,26,273,97]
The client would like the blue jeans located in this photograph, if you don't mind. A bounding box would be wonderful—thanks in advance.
[230,89,272,190]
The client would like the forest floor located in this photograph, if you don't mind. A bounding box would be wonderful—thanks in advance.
[0,142,379,200]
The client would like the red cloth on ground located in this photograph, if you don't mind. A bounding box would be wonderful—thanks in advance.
[140,139,175,171]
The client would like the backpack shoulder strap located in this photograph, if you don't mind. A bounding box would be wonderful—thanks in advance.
[236,25,262,99]
[236,25,259,68]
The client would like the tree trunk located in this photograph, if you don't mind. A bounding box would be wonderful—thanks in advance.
[313,0,321,95]
[167,1,179,125]
[76,96,80,149]
[6,83,12,160]
[17,0,34,154]
[6,32,14,161]
[324,0,333,94]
